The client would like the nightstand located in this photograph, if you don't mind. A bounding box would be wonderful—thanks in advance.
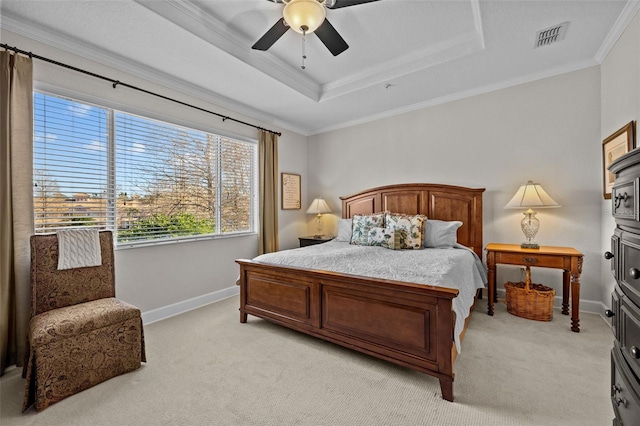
[299,235,334,247]
[485,243,583,331]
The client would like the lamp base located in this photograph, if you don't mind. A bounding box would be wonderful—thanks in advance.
[314,214,324,238]
[520,209,540,250]
[520,242,540,249]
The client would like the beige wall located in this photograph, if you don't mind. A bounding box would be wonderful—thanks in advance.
[3,29,309,318]
[308,67,605,310]
[600,10,640,306]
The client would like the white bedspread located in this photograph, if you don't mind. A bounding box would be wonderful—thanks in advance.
[253,241,487,352]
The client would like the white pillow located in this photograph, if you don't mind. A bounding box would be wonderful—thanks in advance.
[423,220,462,248]
[334,218,352,242]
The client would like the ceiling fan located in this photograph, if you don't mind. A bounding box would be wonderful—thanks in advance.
[252,0,380,57]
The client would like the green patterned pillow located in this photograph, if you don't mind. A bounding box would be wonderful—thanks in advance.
[385,213,427,249]
[367,227,401,250]
[350,212,385,245]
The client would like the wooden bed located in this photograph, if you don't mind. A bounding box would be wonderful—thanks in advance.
[236,183,484,401]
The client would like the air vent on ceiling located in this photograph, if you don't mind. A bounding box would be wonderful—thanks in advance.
[535,22,569,48]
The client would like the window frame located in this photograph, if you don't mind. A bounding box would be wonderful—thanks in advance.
[33,88,259,249]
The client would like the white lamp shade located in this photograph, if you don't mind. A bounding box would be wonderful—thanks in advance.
[283,0,327,34]
[306,198,332,214]
[504,181,560,209]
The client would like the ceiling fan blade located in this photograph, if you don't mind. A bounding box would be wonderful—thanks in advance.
[315,18,349,56]
[252,18,289,51]
[327,0,379,9]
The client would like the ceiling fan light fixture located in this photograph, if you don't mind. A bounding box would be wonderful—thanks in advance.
[283,0,326,34]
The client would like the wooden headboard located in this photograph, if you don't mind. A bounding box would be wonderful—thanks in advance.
[340,183,485,258]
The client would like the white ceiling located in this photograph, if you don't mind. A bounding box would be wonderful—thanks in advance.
[1,0,639,135]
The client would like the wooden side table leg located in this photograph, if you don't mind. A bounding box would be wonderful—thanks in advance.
[562,270,570,315]
[571,273,580,332]
[570,256,583,332]
[487,252,495,316]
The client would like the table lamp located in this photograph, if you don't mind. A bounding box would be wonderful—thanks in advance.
[504,180,560,249]
[306,197,332,238]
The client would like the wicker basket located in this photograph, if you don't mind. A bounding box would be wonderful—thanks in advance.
[504,280,555,321]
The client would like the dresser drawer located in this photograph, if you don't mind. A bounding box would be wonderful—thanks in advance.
[612,178,639,221]
[612,344,640,425]
[620,296,640,379]
[612,287,622,340]
[611,233,621,280]
[493,252,566,269]
[620,234,640,307]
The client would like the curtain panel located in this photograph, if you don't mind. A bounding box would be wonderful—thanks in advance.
[258,130,278,255]
[1,51,34,374]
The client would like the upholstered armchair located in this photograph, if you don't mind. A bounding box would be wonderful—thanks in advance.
[22,231,146,412]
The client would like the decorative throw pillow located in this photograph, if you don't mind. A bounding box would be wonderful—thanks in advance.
[334,218,353,242]
[423,220,463,248]
[385,213,426,249]
[350,212,385,245]
[367,227,400,250]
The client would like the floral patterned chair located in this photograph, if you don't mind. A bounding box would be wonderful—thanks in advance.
[22,231,146,412]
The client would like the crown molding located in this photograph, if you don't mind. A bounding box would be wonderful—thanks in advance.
[137,0,485,105]
[0,13,310,135]
[317,0,486,101]
[320,30,484,101]
[309,58,599,136]
[135,0,320,101]
[594,0,640,63]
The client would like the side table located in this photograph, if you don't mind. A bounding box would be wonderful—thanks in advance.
[485,243,584,332]
[299,235,334,247]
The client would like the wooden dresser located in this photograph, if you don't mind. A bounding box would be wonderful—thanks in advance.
[606,148,640,425]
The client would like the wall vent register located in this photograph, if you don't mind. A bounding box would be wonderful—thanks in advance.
[535,22,568,48]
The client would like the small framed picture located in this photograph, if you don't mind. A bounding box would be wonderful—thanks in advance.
[603,121,635,199]
[281,173,301,210]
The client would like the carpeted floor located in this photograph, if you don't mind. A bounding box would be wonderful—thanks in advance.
[0,295,614,425]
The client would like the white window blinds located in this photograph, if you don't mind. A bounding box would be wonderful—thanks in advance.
[220,137,257,234]
[33,92,258,245]
[33,93,113,232]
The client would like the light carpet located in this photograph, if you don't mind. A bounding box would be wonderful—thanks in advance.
[1,296,614,425]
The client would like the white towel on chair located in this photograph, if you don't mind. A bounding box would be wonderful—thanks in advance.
[57,229,102,270]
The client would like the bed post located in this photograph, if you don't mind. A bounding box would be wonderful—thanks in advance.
[239,264,248,323]
[439,377,453,402]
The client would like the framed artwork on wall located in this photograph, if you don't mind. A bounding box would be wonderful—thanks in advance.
[281,173,301,210]
[603,121,635,199]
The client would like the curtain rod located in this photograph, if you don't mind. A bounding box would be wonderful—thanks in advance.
[1,43,282,137]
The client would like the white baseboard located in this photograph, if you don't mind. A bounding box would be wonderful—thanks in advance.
[141,285,239,325]
[493,288,608,318]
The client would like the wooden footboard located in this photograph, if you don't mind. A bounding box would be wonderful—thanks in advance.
[237,259,460,401]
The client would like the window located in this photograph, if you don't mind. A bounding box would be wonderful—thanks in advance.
[34,92,258,246]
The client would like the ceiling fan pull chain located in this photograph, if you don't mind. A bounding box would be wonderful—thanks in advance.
[301,28,307,70]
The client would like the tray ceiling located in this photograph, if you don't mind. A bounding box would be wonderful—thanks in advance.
[1,0,638,135]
